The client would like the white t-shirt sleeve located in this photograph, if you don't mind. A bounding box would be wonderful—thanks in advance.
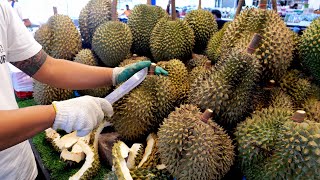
[3,2,41,63]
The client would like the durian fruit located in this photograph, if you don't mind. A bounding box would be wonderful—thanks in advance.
[47,15,81,59]
[119,55,148,67]
[74,49,111,97]
[69,140,100,180]
[158,105,235,180]
[92,21,132,67]
[279,70,311,107]
[78,0,93,48]
[33,81,73,105]
[184,9,218,54]
[299,18,320,82]
[263,111,320,179]
[303,98,320,122]
[137,134,160,169]
[188,60,212,85]
[34,24,52,53]
[126,143,143,170]
[128,4,168,57]
[86,0,112,47]
[270,89,294,109]
[112,141,133,180]
[150,18,195,62]
[45,129,80,152]
[221,8,294,81]
[130,168,172,180]
[235,107,294,179]
[189,36,261,125]
[60,142,86,164]
[206,22,231,63]
[111,74,174,141]
[186,54,209,72]
[157,59,190,104]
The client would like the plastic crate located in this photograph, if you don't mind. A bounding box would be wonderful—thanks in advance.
[15,90,33,99]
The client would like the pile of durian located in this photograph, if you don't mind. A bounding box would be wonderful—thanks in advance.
[31,0,320,179]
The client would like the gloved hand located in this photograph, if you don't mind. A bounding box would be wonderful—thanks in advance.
[112,61,168,86]
[51,96,113,137]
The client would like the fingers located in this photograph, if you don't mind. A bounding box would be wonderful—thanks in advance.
[155,67,169,76]
[96,98,114,117]
[131,61,151,71]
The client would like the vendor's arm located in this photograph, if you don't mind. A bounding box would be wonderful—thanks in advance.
[0,105,55,151]
[12,50,114,89]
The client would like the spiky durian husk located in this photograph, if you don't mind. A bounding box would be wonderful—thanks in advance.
[150,18,195,62]
[235,107,294,179]
[189,48,260,125]
[270,89,294,109]
[119,56,149,67]
[47,15,81,60]
[186,54,209,72]
[157,59,190,104]
[303,98,320,122]
[74,49,111,97]
[128,4,168,57]
[92,21,132,67]
[33,81,73,105]
[69,141,100,180]
[79,2,92,48]
[87,0,112,46]
[138,134,161,169]
[221,8,294,81]
[206,22,231,63]
[299,18,320,82]
[34,24,52,53]
[111,75,174,141]
[134,145,145,168]
[188,65,212,85]
[263,120,320,179]
[184,9,218,54]
[280,70,311,107]
[130,168,172,180]
[112,141,132,180]
[158,104,234,180]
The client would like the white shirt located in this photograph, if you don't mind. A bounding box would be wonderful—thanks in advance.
[8,1,28,20]
[0,1,42,179]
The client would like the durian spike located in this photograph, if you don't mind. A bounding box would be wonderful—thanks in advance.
[259,0,268,9]
[148,63,157,75]
[235,0,245,18]
[111,0,118,21]
[272,0,278,12]
[200,109,213,123]
[292,110,306,123]
[205,60,212,69]
[171,0,176,20]
[264,80,276,90]
[246,33,263,54]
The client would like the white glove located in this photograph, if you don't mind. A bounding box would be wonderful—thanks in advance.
[52,95,113,137]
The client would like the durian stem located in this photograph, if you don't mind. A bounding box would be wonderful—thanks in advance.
[147,0,152,5]
[259,0,268,9]
[200,109,213,123]
[205,61,212,69]
[111,0,118,21]
[171,0,176,20]
[246,33,263,54]
[235,0,245,18]
[148,63,157,75]
[198,0,202,9]
[292,110,306,123]
[272,0,278,12]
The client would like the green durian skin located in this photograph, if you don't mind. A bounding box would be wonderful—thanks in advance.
[150,19,195,62]
[128,4,168,57]
[184,9,218,54]
[92,21,132,67]
[299,18,320,83]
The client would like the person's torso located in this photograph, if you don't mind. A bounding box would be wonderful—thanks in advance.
[0,6,37,179]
